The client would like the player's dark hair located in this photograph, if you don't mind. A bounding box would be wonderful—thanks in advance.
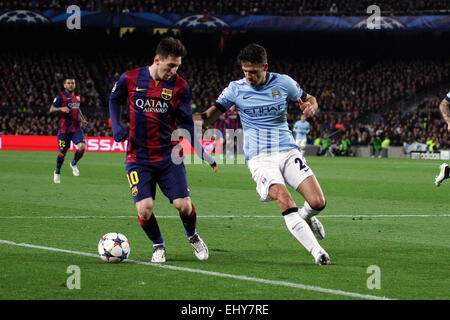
[155,37,187,58]
[237,43,267,66]
[63,77,75,83]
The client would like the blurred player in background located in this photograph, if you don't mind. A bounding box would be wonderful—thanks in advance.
[225,105,241,159]
[435,90,450,187]
[109,37,217,263]
[293,114,310,156]
[212,109,227,156]
[197,43,330,265]
[49,77,87,184]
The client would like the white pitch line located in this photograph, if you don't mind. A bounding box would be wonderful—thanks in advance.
[0,214,449,219]
[0,238,393,300]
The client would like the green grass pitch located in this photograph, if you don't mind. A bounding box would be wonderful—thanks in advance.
[0,150,449,300]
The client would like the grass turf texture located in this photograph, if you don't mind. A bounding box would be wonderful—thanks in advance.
[0,150,449,300]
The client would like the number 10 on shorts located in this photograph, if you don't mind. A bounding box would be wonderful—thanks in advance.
[127,171,139,187]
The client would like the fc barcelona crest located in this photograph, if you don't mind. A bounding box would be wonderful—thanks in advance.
[161,88,173,100]
[272,88,281,98]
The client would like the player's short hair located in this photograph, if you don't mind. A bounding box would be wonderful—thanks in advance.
[64,77,76,83]
[237,43,267,66]
[155,37,187,59]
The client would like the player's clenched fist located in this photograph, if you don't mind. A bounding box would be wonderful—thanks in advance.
[298,98,315,118]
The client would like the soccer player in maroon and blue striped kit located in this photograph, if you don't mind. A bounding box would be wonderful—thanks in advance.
[50,78,87,184]
[109,37,217,263]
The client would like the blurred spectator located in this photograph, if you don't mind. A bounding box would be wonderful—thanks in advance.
[369,133,383,158]
[317,132,331,156]
[329,3,338,15]
[339,133,352,156]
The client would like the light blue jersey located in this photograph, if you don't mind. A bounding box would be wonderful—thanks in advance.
[446,90,450,102]
[293,120,310,141]
[216,72,307,160]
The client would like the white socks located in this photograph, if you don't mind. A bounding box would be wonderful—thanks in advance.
[283,210,323,258]
[299,201,320,221]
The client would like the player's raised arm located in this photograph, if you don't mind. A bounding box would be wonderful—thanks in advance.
[439,92,450,132]
[298,94,318,118]
[284,74,318,118]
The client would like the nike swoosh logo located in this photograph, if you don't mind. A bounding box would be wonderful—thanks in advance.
[136,88,146,91]
[243,95,251,100]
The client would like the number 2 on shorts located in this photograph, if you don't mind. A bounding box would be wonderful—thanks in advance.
[295,157,307,171]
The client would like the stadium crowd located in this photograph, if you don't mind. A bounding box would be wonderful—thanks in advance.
[96,52,450,115]
[1,49,449,152]
[0,50,102,112]
[1,0,449,15]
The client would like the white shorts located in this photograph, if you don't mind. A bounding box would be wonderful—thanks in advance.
[247,148,315,202]
[296,139,307,149]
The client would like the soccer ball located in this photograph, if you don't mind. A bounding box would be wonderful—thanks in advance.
[98,232,131,263]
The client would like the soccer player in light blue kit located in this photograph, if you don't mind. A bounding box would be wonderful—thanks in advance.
[198,44,330,265]
[293,114,310,156]
[435,90,450,187]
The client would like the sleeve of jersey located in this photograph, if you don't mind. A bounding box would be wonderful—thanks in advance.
[52,94,62,108]
[214,83,236,112]
[446,91,450,102]
[108,73,129,142]
[285,75,307,102]
[178,86,216,166]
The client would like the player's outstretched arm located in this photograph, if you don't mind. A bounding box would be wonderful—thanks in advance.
[439,98,450,132]
[178,92,218,172]
[194,105,223,126]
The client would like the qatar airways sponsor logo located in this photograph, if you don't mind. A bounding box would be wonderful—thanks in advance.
[135,98,169,113]
[68,102,80,109]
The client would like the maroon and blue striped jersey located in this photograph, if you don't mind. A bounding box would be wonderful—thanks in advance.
[109,66,215,167]
[226,108,241,130]
[213,111,227,135]
[52,90,81,134]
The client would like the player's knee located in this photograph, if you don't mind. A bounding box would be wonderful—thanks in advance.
[137,208,153,221]
[136,200,153,220]
[270,185,296,210]
[309,197,326,212]
[78,143,86,153]
[173,198,192,216]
